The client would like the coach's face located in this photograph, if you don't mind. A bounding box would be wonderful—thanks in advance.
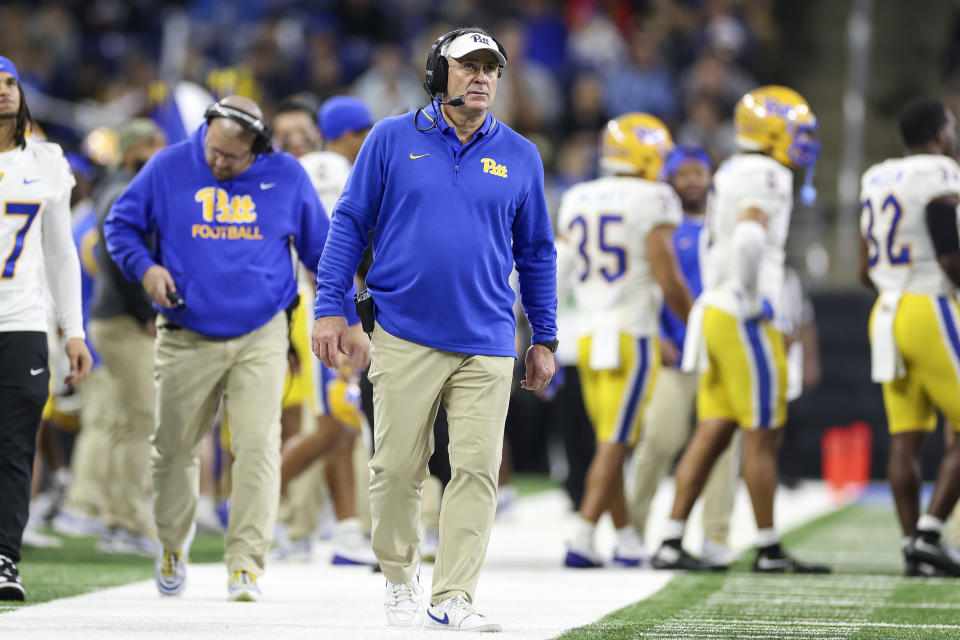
[0,72,19,119]
[204,118,255,181]
[446,50,499,114]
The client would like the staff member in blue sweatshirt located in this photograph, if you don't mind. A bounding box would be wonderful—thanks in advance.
[313,28,557,632]
[104,96,365,603]
[629,145,740,567]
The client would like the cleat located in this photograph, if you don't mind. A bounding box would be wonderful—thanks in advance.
[906,535,960,577]
[752,546,831,574]
[0,555,25,601]
[425,595,501,632]
[612,528,649,567]
[227,570,261,602]
[384,575,424,627]
[652,543,722,571]
[155,550,188,597]
[905,559,945,577]
[564,543,604,568]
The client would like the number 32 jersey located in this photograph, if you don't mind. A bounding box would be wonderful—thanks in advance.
[0,138,84,338]
[860,154,960,295]
[557,176,681,337]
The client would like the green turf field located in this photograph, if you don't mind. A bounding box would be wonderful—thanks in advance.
[0,531,226,614]
[556,505,960,640]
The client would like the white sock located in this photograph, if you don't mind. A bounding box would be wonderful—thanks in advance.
[918,513,944,534]
[53,467,71,488]
[756,528,780,548]
[573,518,596,548]
[662,519,686,541]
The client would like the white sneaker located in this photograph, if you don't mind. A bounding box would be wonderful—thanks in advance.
[227,570,261,602]
[426,595,501,632]
[99,527,160,557]
[21,526,62,549]
[270,533,313,563]
[384,576,424,627]
[331,520,378,566]
[701,539,737,568]
[564,541,604,568]
[612,528,649,567]
[155,550,188,597]
[51,508,106,538]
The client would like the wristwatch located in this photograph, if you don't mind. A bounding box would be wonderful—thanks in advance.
[535,339,559,353]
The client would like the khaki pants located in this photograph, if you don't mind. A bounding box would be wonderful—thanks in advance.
[90,316,157,536]
[630,367,741,544]
[152,313,287,576]
[368,324,513,605]
[65,366,114,518]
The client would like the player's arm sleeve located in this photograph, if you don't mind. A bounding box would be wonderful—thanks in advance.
[42,184,85,340]
[103,161,158,283]
[293,173,360,325]
[512,155,558,344]
[314,126,384,319]
[925,196,960,257]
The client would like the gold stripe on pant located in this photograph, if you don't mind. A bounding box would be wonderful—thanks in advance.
[152,312,287,576]
[89,316,157,536]
[367,323,513,605]
[630,366,741,544]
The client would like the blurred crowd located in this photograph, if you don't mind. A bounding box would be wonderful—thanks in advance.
[3,0,779,211]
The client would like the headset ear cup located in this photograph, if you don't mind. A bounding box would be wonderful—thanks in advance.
[435,56,449,95]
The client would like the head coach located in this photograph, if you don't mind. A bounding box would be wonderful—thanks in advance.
[312,27,558,631]
[103,95,366,601]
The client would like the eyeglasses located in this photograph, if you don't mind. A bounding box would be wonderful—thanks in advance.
[452,61,502,78]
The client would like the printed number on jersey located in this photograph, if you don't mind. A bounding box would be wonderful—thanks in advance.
[863,195,910,267]
[2,202,41,279]
[568,214,627,282]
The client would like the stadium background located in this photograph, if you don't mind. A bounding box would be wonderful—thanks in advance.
[6,0,960,480]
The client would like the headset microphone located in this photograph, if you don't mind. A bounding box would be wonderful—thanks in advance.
[439,95,465,107]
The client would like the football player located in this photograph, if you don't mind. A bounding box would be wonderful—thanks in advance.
[652,86,830,573]
[558,113,693,568]
[0,55,92,600]
[860,98,960,576]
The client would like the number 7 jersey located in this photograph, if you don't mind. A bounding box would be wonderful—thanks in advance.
[860,154,960,294]
[557,175,681,336]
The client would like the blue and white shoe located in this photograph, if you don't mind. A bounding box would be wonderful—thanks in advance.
[426,595,501,632]
[612,529,650,567]
[564,543,604,568]
[227,570,261,602]
[331,522,378,567]
[155,550,187,597]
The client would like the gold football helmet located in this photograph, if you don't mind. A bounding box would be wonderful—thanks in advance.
[599,113,674,180]
[734,85,819,169]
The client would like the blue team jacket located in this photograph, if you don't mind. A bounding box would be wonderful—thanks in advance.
[661,215,704,358]
[104,123,356,338]
[315,103,558,357]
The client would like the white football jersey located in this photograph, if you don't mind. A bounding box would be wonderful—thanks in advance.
[299,150,352,217]
[0,138,83,338]
[859,154,960,295]
[557,176,682,337]
[702,153,793,318]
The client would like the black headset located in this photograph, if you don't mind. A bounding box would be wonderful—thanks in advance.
[422,28,507,100]
[204,102,273,154]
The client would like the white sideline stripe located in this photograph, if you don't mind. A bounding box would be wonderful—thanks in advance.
[0,481,837,639]
[668,618,960,630]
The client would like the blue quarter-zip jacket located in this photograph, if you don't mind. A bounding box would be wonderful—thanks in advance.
[315,103,558,357]
[104,123,357,338]
[661,214,704,358]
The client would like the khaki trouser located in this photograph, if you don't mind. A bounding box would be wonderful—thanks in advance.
[368,324,513,605]
[153,313,287,576]
[630,367,741,544]
[90,316,157,536]
[65,366,113,518]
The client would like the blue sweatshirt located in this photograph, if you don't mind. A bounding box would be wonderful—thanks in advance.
[660,214,704,359]
[315,104,558,357]
[105,124,357,338]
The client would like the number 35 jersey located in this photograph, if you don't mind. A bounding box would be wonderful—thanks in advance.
[860,154,960,295]
[557,176,681,337]
[0,138,83,337]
